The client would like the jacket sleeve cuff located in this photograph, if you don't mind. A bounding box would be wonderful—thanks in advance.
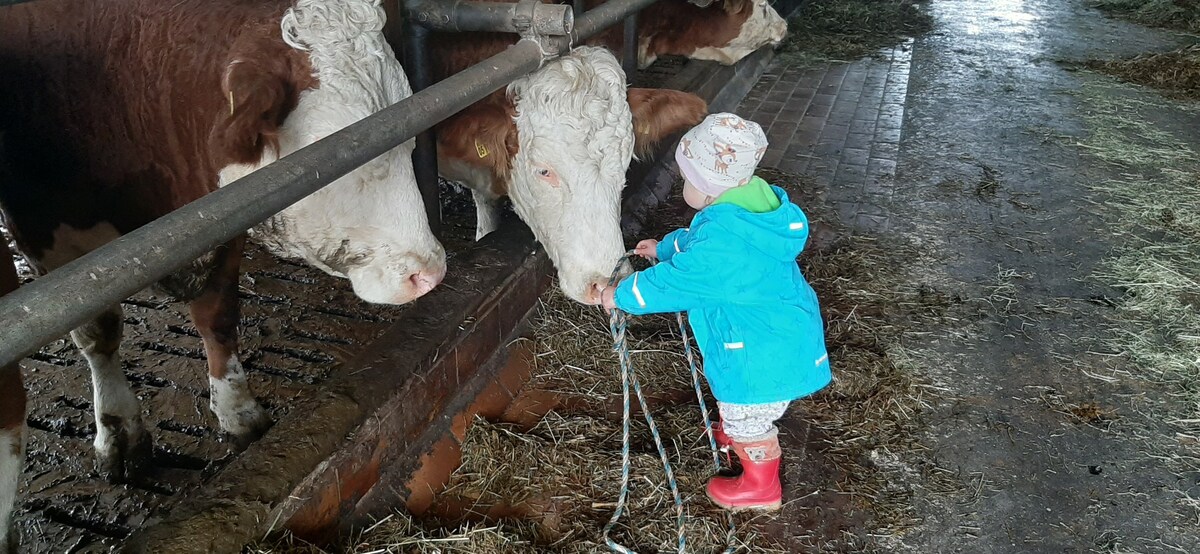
[614,273,649,313]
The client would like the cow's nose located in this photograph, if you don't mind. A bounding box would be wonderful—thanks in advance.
[407,267,444,297]
[581,281,606,306]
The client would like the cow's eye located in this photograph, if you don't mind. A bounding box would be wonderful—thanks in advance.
[533,164,561,187]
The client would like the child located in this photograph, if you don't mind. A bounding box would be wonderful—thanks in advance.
[600,113,831,512]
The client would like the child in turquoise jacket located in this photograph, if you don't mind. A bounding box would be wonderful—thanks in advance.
[600,113,831,512]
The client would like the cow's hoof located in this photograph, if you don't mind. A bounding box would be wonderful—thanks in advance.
[220,405,273,450]
[232,412,273,450]
[94,415,153,484]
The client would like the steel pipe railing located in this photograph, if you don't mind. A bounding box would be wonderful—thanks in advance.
[0,0,661,370]
[571,0,655,44]
[402,16,443,235]
[407,0,573,35]
[622,12,638,74]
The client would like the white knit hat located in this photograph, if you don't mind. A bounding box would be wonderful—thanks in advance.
[674,113,769,197]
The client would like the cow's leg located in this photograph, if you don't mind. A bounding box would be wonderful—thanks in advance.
[189,237,270,446]
[1,229,24,553]
[71,305,152,482]
[471,188,502,241]
[0,363,25,554]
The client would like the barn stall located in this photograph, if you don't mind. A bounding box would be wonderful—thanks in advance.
[0,0,804,552]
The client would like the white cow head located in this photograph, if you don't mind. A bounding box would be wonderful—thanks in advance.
[440,47,706,305]
[213,0,445,305]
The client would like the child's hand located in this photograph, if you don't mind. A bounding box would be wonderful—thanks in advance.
[634,239,659,260]
[601,285,617,312]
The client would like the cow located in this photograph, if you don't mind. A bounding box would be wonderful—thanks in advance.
[0,1,443,548]
[434,46,707,305]
[583,0,788,68]
[385,0,787,69]
[383,0,784,305]
[1,209,21,554]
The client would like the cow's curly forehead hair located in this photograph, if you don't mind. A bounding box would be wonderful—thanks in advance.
[281,0,405,109]
[506,47,633,168]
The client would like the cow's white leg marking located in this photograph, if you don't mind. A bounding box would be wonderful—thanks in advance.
[0,427,21,554]
[71,306,151,482]
[472,189,502,240]
[207,357,270,445]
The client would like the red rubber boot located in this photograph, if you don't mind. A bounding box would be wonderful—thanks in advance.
[707,421,735,466]
[705,434,783,512]
[710,420,733,450]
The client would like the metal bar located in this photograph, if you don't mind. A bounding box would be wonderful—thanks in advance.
[408,0,573,35]
[572,0,587,18]
[571,0,658,45]
[0,40,545,369]
[0,0,662,369]
[402,14,442,235]
[621,12,638,74]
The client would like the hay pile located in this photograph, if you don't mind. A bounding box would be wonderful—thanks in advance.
[1089,0,1200,33]
[1086,44,1200,100]
[779,0,933,63]
[251,513,538,554]
[257,169,957,552]
[1073,79,1200,434]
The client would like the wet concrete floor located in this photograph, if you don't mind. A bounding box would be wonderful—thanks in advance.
[854,0,1199,551]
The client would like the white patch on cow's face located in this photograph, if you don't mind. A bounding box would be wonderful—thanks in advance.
[218,0,445,305]
[690,0,787,65]
[0,426,23,553]
[38,222,122,272]
[507,47,633,305]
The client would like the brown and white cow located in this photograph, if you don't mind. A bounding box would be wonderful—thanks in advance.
[385,0,783,304]
[584,0,788,68]
[1,142,22,552]
[0,248,19,554]
[433,46,707,305]
[0,1,442,547]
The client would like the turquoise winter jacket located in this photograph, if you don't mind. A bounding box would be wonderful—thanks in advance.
[613,186,831,404]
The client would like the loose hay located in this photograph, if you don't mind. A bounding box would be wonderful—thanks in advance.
[779,0,934,63]
[257,169,958,552]
[1086,44,1200,101]
[251,513,537,554]
[1073,79,1200,433]
[1089,0,1200,33]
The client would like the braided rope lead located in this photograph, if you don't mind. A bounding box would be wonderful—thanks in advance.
[601,253,737,554]
[677,311,738,553]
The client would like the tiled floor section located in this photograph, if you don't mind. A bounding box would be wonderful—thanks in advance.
[738,42,913,232]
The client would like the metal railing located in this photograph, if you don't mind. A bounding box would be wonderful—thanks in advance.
[0,0,662,369]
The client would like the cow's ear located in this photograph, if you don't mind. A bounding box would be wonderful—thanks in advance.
[211,58,301,165]
[628,88,708,159]
[437,101,518,185]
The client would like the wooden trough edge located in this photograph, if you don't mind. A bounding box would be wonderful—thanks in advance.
[119,43,779,554]
[121,220,550,553]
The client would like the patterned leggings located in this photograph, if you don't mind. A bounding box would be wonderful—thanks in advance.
[717,401,790,442]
